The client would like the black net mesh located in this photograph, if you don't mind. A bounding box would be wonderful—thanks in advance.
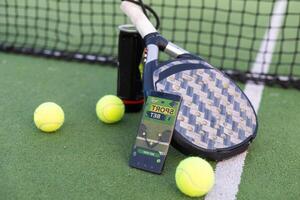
[0,0,299,88]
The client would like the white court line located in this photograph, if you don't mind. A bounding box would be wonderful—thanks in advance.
[205,1,287,200]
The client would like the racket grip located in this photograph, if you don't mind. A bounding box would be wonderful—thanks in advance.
[120,1,157,38]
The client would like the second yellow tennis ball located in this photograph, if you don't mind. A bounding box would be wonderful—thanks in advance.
[175,157,214,197]
[96,95,125,123]
[34,102,65,133]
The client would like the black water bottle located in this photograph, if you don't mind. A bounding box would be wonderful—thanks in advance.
[117,24,144,112]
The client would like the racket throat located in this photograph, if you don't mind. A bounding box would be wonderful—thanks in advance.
[143,44,159,97]
[145,44,159,63]
[164,42,189,58]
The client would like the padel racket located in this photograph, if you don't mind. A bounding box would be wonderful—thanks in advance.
[121,1,258,161]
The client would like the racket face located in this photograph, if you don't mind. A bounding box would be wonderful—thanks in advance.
[153,59,258,160]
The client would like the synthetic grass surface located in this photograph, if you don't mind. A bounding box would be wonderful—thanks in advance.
[1,52,300,200]
[0,53,205,200]
[237,86,300,200]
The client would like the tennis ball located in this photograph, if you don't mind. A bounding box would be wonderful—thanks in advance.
[96,95,125,124]
[139,63,144,79]
[34,102,65,133]
[175,157,214,197]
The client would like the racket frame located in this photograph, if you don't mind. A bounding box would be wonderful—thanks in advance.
[121,1,258,160]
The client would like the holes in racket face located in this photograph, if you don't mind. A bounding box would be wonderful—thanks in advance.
[153,61,257,151]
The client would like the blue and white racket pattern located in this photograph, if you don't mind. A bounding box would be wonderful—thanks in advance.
[153,59,257,151]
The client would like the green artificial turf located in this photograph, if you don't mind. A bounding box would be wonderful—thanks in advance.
[1,47,300,200]
[0,53,210,200]
[237,86,300,200]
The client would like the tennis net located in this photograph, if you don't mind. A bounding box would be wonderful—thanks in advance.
[0,0,299,88]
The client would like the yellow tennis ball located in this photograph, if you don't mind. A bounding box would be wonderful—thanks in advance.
[96,95,125,124]
[175,157,214,197]
[34,102,65,133]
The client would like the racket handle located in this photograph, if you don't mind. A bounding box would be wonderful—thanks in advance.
[120,1,157,38]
